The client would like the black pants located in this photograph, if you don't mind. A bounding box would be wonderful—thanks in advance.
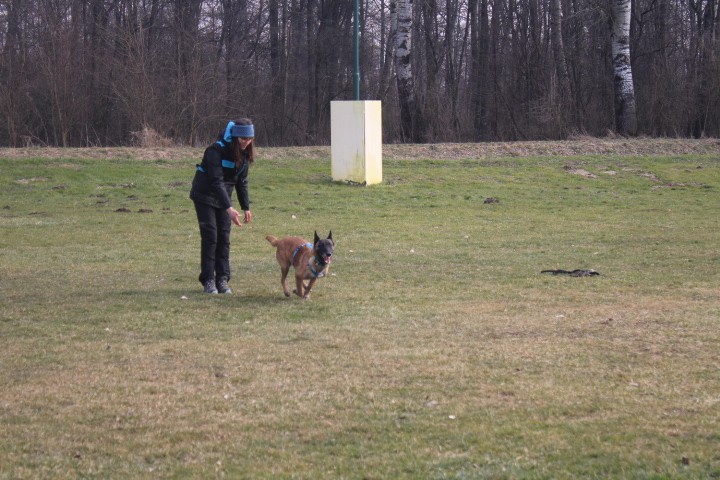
[193,201,232,284]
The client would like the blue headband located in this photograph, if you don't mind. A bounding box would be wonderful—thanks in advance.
[231,124,254,138]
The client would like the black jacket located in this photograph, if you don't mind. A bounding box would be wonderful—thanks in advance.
[190,139,250,211]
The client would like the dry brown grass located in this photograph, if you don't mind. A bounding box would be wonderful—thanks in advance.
[1,136,719,162]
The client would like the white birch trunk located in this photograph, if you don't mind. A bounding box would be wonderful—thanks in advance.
[611,0,638,135]
[393,0,416,141]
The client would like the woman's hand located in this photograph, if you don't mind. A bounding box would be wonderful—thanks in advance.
[243,210,253,224]
[227,207,242,226]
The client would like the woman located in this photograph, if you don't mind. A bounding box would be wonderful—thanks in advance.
[190,118,255,294]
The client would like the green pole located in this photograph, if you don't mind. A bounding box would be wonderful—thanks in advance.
[354,0,360,100]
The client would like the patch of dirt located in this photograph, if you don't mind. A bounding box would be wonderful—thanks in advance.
[15,177,50,184]
[563,166,597,178]
[651,182,709,190]
[0,137,719,161]
[167,181,190,187]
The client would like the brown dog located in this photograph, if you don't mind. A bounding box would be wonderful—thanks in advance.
[266,231,334,299]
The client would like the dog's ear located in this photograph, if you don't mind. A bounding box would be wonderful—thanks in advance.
[314,231,320,243]
[327,231,333,242]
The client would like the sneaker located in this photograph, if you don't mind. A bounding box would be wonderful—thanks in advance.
[217,278,232,294]
[203,278,218,294]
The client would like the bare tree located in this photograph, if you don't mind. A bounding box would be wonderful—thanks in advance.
[1,0,28,145]
[306,0,318,143]
[690,0,719,137]
[444,0,468,138]
[420,0,440,141]
[392,0,420,142]
[376,0,396,101]
[269,0,286,145]
[611,0,638,135]
[468,0,492,140]
[550,0,573,132]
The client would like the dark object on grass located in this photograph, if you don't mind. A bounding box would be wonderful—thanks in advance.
[484,197,499,204]
[541,269,600,277]
[114,207,131,213]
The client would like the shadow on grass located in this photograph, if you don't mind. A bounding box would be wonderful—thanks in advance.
[117,288,311,307]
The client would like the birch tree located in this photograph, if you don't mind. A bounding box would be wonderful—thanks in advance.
[611,0,638,135]
[392,0,419,142]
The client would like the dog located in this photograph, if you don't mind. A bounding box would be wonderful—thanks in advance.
[266,231,334,299]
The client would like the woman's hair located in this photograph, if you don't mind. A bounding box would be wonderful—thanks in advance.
[231,118,255,165]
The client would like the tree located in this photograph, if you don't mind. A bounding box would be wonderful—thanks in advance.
[690,0,719,137]
[550,0,573,132]
[611,0,638,135]
[1,0,28,145]
[392,0,420,142]
[269,0,285,145]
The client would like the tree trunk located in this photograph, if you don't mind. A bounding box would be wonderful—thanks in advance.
[173,0,203,142]
[377,0,396,100]
[306,0,318,143]
[611,0,638,135]
[468,0,490,139]
[269,0,283,145]
[551,0,573,132]
[422,0,440,141]
[1,0,24,145]
[692,0,718,137]
[393,0,418,142]
[445,0,465,138]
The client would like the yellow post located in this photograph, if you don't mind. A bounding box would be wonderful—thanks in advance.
[331,101,382,185]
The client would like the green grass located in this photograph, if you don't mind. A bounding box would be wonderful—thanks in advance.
[1,149,719,479]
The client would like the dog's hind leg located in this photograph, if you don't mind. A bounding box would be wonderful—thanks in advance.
[293,275,306,298]
[280,266,291,297]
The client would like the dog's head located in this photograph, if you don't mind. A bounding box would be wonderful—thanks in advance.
[313,231,334,266]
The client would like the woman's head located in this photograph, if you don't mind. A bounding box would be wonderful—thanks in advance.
[224,118,255,164]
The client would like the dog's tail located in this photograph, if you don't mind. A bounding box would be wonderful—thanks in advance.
[266,235,279,246]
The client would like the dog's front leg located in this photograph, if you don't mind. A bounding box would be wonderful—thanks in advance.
[302,278,317,299]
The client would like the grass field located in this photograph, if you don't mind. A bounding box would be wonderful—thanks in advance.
[1,143,719,479]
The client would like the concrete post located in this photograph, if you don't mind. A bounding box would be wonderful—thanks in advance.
[331,101,382,185]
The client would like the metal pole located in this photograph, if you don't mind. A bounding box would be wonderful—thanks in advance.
[354,0,360,100]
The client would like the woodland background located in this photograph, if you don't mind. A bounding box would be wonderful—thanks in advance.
[1,0,719,148]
